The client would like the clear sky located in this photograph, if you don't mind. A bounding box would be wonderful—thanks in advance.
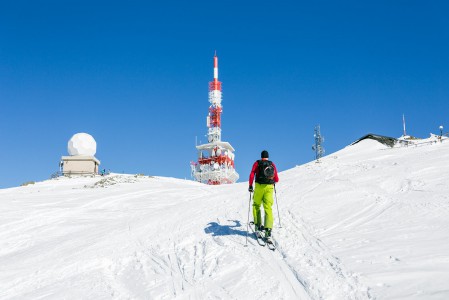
[1,1,448,188]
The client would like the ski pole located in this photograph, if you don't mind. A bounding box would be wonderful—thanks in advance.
[245,192,252,247]
[274,184,282,228]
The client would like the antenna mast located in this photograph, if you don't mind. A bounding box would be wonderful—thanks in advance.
[403,114,407,137]
[190,53,239,185]
[312,125,325,161]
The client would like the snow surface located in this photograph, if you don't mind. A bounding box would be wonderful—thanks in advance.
[1,138,449,299]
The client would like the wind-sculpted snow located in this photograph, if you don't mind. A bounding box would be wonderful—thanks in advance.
[1,138,449,299]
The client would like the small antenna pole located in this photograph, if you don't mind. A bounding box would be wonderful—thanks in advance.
[403,114,407,137]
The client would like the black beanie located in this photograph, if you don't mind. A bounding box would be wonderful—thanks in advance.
[261,150,269,158]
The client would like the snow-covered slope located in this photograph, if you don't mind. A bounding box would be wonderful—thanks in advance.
[280,138,449,299]
[1,139,448,299]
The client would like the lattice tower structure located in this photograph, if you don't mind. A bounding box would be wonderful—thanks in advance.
[191,54,239,185]
[312,125,325,161]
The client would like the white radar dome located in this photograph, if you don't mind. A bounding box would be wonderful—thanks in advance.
[68,133,97,156]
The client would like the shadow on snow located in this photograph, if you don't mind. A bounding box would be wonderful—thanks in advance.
[204,220,250,237]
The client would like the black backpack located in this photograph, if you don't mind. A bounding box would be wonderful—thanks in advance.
[256,160,275,184]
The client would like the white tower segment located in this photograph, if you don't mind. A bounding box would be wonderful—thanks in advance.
[191,53,239,185]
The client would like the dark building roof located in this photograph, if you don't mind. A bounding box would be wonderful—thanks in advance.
[350,134,398,148]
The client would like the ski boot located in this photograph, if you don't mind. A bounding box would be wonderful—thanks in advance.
[265,228,273,244]
[255,223,264,238]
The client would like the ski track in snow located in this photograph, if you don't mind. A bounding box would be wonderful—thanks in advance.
[274,210,372,299]
[1,138,449,299]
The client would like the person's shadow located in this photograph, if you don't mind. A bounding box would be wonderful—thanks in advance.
[204,220,249,237]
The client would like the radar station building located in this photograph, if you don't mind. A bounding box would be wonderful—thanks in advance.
[61,133,100,175]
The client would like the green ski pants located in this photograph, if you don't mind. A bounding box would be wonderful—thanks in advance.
[252,183,274,229]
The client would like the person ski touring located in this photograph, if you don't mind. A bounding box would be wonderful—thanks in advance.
[248,150,279,243]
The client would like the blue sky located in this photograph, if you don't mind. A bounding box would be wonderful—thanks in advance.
[1,1,448,188]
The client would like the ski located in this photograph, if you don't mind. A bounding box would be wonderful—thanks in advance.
[255,231,267,247]
[249,222,278,250]
[265,237,276,251]
[249,222,266,246]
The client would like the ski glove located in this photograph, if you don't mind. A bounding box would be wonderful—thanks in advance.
[248,185,253,192]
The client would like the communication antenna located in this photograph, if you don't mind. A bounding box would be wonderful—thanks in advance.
[190,53,239,185]
[312,125,325,161]
[402,114,407,137]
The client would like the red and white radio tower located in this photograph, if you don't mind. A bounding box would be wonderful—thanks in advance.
[191,53,239,185]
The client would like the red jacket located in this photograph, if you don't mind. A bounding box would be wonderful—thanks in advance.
[249,159,279,186]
